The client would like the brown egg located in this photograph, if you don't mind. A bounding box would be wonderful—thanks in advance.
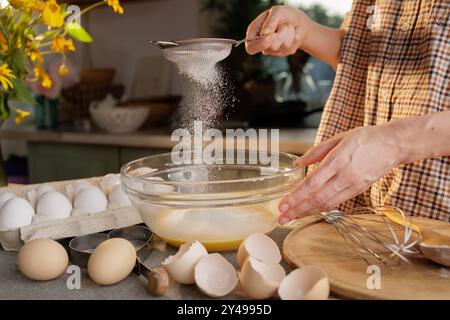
[87,238,136,285]
[18,238,69,281]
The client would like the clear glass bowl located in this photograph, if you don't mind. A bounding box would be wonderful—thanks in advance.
[121,151,304,251]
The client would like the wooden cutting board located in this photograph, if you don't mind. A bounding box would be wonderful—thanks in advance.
[283,214,450,300]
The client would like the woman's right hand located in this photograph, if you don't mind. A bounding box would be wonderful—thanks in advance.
[246,5,310,57]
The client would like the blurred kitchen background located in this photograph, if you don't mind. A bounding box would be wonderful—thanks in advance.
[0,0,352,184]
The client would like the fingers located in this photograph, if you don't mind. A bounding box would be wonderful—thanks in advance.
[278,145,353,221]
[278,174,353,223]
[246,11,270,55]
[261,6,283,35]
[294,131,347,166]
[246,5,302,56]
[262,24,296,56]
[247,10,269,38]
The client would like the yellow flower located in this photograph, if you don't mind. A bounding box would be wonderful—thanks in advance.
[0,32,7,54]
[58,64,69,76]
[42,0,64,28]
[28,50,44,64]
[41,74,52,89]
[8,0,40,11]
[34,65,52,89]
[51,36,76,53]
[14,109,30,124]
[105,0,124,14]
[0,63,16,90]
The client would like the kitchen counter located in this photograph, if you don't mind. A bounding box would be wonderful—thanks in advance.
[0,126,317,154]
[0,227,296,300]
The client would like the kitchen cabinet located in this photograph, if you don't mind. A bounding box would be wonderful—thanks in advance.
[28,143,169,183]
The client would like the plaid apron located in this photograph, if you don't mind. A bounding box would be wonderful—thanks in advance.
[314,0,450,220]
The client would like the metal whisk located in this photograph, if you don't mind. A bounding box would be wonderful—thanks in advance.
[321,206,421,265]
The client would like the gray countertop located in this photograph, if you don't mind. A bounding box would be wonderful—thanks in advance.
[0,228,295,300]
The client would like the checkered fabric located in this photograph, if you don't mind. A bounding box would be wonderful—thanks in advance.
[314,0,450,220]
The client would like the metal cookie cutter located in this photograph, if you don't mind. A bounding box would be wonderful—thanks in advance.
[69,233,108,268]
[69,225,153,268]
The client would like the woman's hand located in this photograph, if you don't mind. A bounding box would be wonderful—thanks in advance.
[246,5,310,57]
[278,124,403,224]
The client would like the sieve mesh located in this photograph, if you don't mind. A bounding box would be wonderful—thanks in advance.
[160,38,237,66]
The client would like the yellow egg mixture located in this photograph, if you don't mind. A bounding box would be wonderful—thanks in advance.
[147,204,279,251]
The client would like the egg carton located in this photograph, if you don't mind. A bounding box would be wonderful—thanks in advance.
[0,176,143,251]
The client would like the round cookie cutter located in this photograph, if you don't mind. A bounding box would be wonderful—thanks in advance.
[69,225,153,268]
[69,233,108,268]
[108,225,153,251]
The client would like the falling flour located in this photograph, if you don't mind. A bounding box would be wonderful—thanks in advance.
[171,49,234,131]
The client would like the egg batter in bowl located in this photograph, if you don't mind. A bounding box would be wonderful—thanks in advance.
[121,151,304,251]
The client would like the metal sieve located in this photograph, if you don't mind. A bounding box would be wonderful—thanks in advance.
[150,36,267,65]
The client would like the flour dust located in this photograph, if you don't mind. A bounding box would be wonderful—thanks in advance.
[173,60,234,132]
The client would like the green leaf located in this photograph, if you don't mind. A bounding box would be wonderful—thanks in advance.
[10,78,36,105]
[10,48,25,74]
[66,22,93,43]
[0,94,10,120]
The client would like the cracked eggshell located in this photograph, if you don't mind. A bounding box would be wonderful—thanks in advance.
[74,186,108,214]
[162,240,208,285]
[0,197,34,229]
[278,267,330,300]
[239,256,286,299]
[108,184,131,208]
[194,253,238,298]
[0,192,16,209]
[36,191,72,220]
[100,173,121,194]
[237,233,281,268]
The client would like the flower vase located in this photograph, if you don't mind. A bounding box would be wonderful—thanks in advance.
[35,96,58,130]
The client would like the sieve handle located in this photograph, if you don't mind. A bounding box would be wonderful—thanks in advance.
[150,40,179,49]
[234,34,271,47]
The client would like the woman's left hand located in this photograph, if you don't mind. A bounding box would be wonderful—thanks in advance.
[278,124,403,224]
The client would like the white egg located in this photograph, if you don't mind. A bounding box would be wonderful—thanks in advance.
[237,233,281,268]
[162,240,208,285]
[239,256,286,299]
[36,191,72,220]
[278,267,330,300]
[24,190,37,209]
[101,174,121,194]
[74,186,108,214]
[194,253,238,298]
[128,167,157,177]
[108,184,131,208]
[0,192,16,209]
[64,180,91,202]
[0,197,34,229]
[35,184,56,198]
[143,177,176,194]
